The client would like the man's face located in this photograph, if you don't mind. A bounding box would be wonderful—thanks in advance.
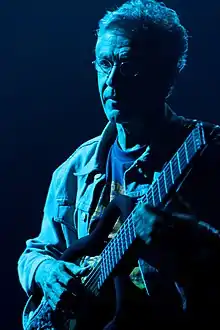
[95,28,165,125]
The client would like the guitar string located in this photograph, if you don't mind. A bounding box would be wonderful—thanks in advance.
[83,127,203,293]
[83,132,198,293]
[83,134,198,293]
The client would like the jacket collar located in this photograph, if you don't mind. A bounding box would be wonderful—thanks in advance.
[75,121,117,176]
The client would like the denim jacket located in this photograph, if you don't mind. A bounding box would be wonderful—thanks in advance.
[18,106,220,326]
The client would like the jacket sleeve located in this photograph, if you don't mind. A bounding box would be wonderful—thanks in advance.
[17,167,78,296]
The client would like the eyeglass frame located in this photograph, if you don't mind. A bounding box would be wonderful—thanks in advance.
[92,58,140,78]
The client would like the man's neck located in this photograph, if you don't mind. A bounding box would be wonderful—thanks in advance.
[116,108,166,152]
[116,122,149,151]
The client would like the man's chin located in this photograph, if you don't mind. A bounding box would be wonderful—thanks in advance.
[108,109,120,123]
[106,107,130,124]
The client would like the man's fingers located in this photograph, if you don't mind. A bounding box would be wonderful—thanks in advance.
[51,282,65,298]
[47,288,61,311]
[64,262,92,277]
[56,270,74,287]
[64,262,85,275]
[48,298,57,311]
[79,265,92,276]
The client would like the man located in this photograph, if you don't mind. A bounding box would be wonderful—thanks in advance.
[18,0,220,329]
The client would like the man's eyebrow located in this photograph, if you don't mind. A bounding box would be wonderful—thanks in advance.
[96,52,108,58]
[96,50,137,62]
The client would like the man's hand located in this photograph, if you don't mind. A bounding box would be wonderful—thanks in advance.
[35,259,91,313]
[133,202,199,280]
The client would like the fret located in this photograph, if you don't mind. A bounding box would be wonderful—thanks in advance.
[170,160,174,184]
[163,169,168,194]
[179,145,187,174]
[158,172,166,200]
[108,247,113,275]
[110,241,115,269]
[111,239,116,267]
[120,229,125,256]
[117,231,122,260]
[151,186,155,206]
[99,262,104,288]
[179,138,195,173]
[189,140,196,161]
[124,223,129,250]
[120,228,125,254]
[153,181,161,206]
[130,217,136,242]
[113,235,120,262]
[196,132,202,150]
[184,141,189,164]
[145,192,149,204]
[157,178,162,202]
[176,150,182,174]
[192,128,199,153]
[117,229,123,260]
[101,249,110,283]
[128,219,133,245]
[171,155,180,181]
[164,163,173,191]
[146,187,153,205]
[148,183,161,208]
[104,248,110,277]
[101,250,107,284]
[102,260,105,285]
[110,240,116,271]
[185,137,194,162]
[129,218,135,244]
[132,217,136,240]
[126,221,133,246]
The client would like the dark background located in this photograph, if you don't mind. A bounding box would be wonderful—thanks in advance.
[0,0,219,329]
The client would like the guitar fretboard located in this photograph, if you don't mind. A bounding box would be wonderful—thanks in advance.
[83,122,206,295]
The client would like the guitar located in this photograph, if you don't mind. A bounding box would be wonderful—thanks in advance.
[24,122,211,330]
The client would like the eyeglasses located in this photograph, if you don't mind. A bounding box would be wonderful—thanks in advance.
[92,58,140,78]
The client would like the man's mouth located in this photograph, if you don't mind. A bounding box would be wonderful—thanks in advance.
[105,96,118,103]
[106,99,120,107]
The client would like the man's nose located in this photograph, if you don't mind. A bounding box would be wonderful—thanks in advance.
[106,65,121,87]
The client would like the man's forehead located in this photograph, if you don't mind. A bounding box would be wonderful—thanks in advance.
[95,28,154,60]
[96,30,131,55]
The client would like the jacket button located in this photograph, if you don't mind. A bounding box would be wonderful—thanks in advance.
[81,212,87,222]
[94,173,102,180]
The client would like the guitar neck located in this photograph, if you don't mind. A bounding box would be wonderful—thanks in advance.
[83,122,206,296]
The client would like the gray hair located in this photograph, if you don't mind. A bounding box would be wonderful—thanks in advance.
[97,0,189,75]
